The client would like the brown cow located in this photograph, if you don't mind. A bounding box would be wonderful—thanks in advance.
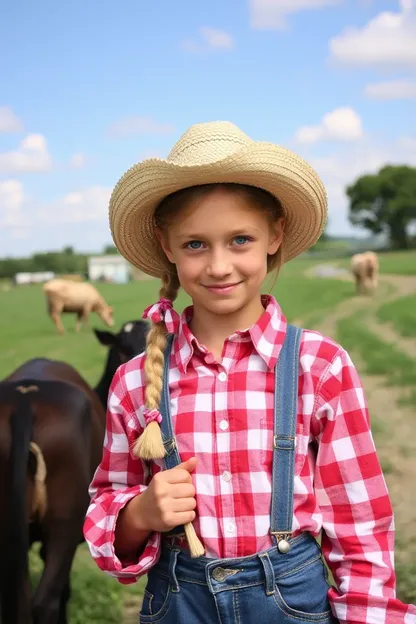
[0,358,106,624]
[43,279,114,334]
[351,251,379,295]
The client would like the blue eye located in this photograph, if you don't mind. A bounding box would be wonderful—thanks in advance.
[234,236,250,246]
[186,240,203,250]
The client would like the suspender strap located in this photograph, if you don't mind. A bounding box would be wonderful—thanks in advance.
[159,334,182,468]
[270,323,302,542]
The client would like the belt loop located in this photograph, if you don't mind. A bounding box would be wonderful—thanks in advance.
[169,549,180,593]
[258,552,275,596]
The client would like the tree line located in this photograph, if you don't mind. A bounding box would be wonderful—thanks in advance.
[0,164,414,279]
[0,245,118,279]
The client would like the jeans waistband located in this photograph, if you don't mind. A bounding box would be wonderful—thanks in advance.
[154,533,322,595]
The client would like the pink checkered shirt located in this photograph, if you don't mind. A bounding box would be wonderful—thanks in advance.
[84,296,416,623]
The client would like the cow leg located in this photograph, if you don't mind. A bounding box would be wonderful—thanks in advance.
[51,311,65,335]
[75,312,82,333]
[32,522,80,624]
[81,304,92,329]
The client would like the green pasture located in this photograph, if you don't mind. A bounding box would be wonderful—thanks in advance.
[1,250,415,619]
[0,259,354,383]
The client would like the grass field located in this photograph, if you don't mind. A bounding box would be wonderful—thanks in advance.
[2,250,416,620]
[377,295,416,338]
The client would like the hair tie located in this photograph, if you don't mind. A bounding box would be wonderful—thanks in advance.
[142,298,180,334]
[143,407,162,426]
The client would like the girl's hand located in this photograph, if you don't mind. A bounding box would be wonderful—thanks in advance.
[130,457,198,533]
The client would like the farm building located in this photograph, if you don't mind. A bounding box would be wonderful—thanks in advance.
[13,271,55,286]
[88,255,131,283]
[88,254,154,283]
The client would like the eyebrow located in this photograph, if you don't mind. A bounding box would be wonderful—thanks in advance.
[177,227,262,240]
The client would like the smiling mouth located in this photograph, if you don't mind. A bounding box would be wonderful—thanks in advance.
[203,282,242,293]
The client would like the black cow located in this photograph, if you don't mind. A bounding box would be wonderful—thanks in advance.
[94,319,149,408]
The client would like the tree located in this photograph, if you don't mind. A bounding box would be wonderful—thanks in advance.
[346,165,416,249]
[102,244,119,255]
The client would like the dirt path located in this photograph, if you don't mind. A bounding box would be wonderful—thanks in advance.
[304,268,416,570]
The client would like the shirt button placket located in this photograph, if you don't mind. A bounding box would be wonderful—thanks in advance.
[215,367,236,556]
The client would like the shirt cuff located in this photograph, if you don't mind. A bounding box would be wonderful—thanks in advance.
[329,588,416,623]
[88,486,162,584]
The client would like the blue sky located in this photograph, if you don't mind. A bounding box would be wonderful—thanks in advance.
[1,0,415,256]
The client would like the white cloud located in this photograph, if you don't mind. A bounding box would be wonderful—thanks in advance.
[0,134,52,173]
[329,1,416,67]
[69,152,87,169]
[365,79,416,99]
[249,0,340,30]
[295,107,363,144]
[0,106,24,133]
[200,27,234,49]
[107,116,175,139]
[37,186,111,224]
[181,27,234,53]
[0,179,30,229]
[305,135,416,235]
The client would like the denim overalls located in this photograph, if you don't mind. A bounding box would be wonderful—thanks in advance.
[140,325,337,623]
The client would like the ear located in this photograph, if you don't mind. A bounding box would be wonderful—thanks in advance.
[94,328,117,347]
[155,227,175,264]
[268,218,285,255]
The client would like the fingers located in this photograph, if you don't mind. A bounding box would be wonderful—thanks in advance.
[171,483,195,499]
[164,457,197,484]
[171,510,196,526]
[164,469,194,484]
[171,497,197,513]
[176,457,197,473]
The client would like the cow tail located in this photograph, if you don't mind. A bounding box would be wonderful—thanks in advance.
[1,391,35,622]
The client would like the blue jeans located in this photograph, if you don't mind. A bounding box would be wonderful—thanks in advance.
[139,534,337,623]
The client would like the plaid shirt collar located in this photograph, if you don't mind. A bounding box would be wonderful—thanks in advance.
[173,295,288,374]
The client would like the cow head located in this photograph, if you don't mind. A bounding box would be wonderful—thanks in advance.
[99,305,115,328]
[95,320,149,364]
[94,320,150,408]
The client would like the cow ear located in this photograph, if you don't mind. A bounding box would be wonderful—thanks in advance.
[94,328,117,346]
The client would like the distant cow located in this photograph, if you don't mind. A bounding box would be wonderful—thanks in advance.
[351,251,379,295]
[43,279,114,334]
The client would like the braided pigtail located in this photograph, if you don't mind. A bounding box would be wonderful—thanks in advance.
[133,271,205,557]
[133,272,180,461]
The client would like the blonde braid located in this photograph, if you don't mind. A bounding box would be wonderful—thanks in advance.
[133,272,180,461]
[133,270,205,557]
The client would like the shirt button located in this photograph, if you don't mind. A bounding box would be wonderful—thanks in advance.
[222,471,232,482]
[226,522,236,534]
[219,420,229,431]
[218,371,227,382]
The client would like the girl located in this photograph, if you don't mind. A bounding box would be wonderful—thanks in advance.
[84,121,416,623]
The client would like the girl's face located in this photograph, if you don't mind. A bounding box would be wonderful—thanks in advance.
[157,187,283,321]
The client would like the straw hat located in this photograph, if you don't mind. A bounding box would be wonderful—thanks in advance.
[109,121,327,277]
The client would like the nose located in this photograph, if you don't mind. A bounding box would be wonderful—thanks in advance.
[206,249,232,279]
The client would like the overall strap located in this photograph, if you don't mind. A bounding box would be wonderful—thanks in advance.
[159,334,182,468]
[270,323,303,553]
[158,334,185,538]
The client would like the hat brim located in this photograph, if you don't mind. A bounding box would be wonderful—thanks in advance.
[109,141,327,278]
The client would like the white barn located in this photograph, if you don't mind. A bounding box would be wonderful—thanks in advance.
[87,255,131,284]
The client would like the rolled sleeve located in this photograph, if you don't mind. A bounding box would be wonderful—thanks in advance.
[83,363,162,583]
[313,348,416,623]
